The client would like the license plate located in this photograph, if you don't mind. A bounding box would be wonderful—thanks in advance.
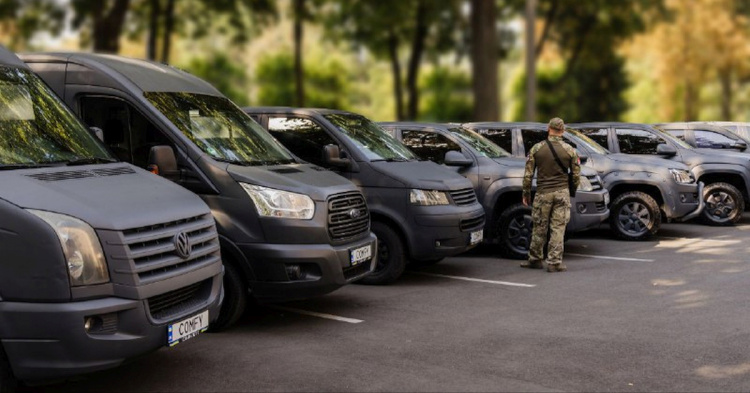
[350,244,373,266]
[168,310,209,347]
[470,229,483,245]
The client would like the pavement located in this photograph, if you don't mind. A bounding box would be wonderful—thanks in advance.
[29,215,750,392]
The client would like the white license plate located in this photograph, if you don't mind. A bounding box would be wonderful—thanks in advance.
[470,229,483,245]
[350,244,373,266]
[168,310,209,347]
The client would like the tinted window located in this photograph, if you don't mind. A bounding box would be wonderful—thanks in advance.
[615,128,665,154]
[446,127,508,158]
[477,128,513,152]
[577,128,610,148]
[666,129,687,142]
[323,113,415,161]
[520,129,547,155]
[401,130,461,164]
[693,129,738,149]
[267,117,337,167]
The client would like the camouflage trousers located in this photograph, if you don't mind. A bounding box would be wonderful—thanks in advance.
[528,189,571,265]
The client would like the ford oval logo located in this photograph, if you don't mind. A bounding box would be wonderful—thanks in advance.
[349,208,361,219]
[174,232,192,259]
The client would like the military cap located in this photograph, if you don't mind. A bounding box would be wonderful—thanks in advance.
[548,117,565,131]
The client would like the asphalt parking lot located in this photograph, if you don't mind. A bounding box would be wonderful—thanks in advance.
[30,215,750,392]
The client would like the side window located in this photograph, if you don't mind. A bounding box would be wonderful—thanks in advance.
[578,128,610,148]
[520,129,547,155]
[667,129,687,142]
[693,129,737,149]
[79,96,173,168]
[267,117,336,167]
[401,130,461,164]
[615,128,665,154]
[478,128,513,152]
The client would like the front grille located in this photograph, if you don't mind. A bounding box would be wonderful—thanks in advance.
[328,192,370,241]
[147,279,211,321]
[587,175,603,191]
[460,214,485,231]
[595,201,607,212]
[119,214,220,284]
[343,262,371,281]
[450,188,478,206]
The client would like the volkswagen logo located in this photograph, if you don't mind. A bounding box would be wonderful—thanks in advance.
[173,232,192,259]
[348,208,361,219]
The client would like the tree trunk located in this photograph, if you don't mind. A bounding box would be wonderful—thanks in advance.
[293,0,305,107]
[405,0,427,120]
[719,68,732,120]
[470,0,499,121]
[160,0,175,63]
[388,31,404,121]
[91,0,131,53]
[525,0,537,121]
[147,0,160,60]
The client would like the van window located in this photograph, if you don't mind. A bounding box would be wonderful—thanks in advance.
[446,127,508,158]
[520,129,547,154]
[267,117,337,167]
[577,128,610,148]
[615,128,665,154]
[401,130,461,164]
[323,113,416,161]
[0,67,112,166]
[477,128,513,152]
[693,129,738,149]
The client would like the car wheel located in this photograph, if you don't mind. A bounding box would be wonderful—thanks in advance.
[0,347,16,393]
[609,191,661,240]
[358,222,406,285]
[209,262,247,332]
[496,203,533,260]
[700,182,744,226]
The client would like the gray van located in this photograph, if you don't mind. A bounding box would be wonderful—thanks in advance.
[22,53,377,330]
[246,108,486,283]
[0,47,222,388]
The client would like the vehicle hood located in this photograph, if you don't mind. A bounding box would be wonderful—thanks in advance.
[604,153,689,171]
[684,148,750,166]
[369,160,474,190]
[0,164,210,231]
[227,163,358,201]
[491,157,599,177]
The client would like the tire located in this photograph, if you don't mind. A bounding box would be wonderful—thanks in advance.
[496,203,533,260]
[358,222,406,285]
[699,182,744,226]
[209,262,247,332]
[608,191,661,240]
[0,347,16,393]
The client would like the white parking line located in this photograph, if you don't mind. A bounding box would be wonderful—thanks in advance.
[410,272,536,287]
[566,253,654,262]
[661,236,739,244]
[268,306,364,324]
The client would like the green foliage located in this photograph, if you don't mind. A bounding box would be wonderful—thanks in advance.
[255,52,350,109]
[419,67,473,122]
[182,53,250,106]
[0,0,65,49]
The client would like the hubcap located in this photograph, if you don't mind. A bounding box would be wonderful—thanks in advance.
[507,213,533,253]
[705,191,736,222]
[617,202,651,235]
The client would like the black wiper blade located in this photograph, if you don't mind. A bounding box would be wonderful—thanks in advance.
[0,163,58,170]
[66,157,118,166]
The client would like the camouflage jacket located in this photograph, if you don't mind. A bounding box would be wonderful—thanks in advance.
[523,135,581,200]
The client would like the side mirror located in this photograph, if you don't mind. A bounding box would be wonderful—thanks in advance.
[148,146,180,180]
[578,154,589,164]
[89,126,104,142]
[323,144,350,168]
[444,150,473,167]
[732,141,748,151]
[656,143,677,157]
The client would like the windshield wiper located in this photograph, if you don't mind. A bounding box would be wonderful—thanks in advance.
[373,157,411,162]
[66,157,118,166]
[0,163,59,170]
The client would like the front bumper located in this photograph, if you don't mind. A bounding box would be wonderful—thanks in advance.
[240,233,378,303]
[673,182,704,222]
[409,204,486,261]
[567,190,610,233]
[0,274,222,381]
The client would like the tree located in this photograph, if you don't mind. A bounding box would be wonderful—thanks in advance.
[419,67,473,122]
[72,0,131,53]
[0,0,65,50]
[470,0,499,121]
[182,53,250,106]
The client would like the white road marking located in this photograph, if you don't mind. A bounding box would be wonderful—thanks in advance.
[660,236,739,244]
[410,272,536,287]
[566,253,654,262]
[268,306,363,324]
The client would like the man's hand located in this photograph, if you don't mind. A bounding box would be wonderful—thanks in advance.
[522,196,529,206]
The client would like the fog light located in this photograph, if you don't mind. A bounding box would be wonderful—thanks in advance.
[84,317,94,332]
[285,264,302,280]
[577,203,587,213]
[436,241,441,247]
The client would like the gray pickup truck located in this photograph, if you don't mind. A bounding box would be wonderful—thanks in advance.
[0,47,222,389]
[381,122,610,259]
[463,122,703,240]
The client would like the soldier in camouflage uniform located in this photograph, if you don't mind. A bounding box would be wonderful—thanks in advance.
[521,117,581,272]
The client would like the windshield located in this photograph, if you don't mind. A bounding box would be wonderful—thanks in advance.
[651,126,694,149]
[447,127,509,158]
[0,67,113,167]
[323,113,416,161]
[566,128,610,154]
[145,92,295,165]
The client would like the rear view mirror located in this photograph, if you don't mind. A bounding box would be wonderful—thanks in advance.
[732,141,748,151]
[578,153,589,164]
[89,126,104,142]
[444,150,473,167]
[323,144,350,168]
[148,146,180,180]
[656,143,677,157]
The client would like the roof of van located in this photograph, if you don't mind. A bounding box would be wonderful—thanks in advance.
[243,106,352,116]
[379,122,455,129]
[19,52,222,96]
[0,46,30,69]
[463,122,547,129]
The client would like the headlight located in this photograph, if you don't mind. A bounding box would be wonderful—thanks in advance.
[669,169,695,184]
[578,176,594,192]
[241,183,315,219]
[27,210,109,287]
[410,189,450,206]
